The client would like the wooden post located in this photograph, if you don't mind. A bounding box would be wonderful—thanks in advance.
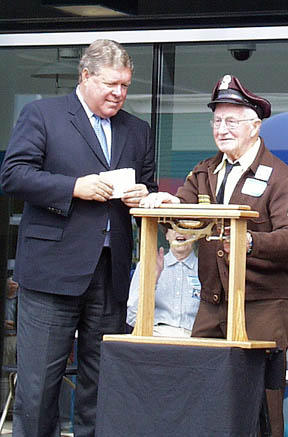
[132,216,158,336]
[227,218,248,342]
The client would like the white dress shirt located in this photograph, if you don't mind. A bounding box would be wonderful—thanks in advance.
[214,138,261,204]
[76,85,111,245]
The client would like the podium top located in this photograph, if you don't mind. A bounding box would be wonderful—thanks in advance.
[130,204,259,219]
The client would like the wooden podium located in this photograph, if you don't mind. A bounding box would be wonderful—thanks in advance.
[104,204,276,350]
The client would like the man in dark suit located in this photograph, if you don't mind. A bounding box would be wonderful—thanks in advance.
[0,39,157,437]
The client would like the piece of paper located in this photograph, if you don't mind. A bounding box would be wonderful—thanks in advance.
[100,168,135,199]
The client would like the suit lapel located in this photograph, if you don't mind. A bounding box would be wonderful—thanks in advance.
[207,152,222,203]
[67,91,109,169]
[110,111,129,169]
[229,140,269,205]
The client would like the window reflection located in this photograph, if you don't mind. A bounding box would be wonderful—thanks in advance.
[157,42,288,193]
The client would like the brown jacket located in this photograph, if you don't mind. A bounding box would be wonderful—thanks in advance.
[176,139,288,303]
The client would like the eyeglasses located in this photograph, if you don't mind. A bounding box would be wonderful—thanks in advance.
[210,118,257,130]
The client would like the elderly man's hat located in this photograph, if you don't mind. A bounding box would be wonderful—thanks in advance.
[208,74,271,119]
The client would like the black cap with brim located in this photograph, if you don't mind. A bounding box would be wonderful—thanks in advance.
[208,75,271,119]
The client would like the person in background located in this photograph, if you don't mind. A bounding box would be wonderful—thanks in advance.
[3,277,18,366]
[140,74,288,436]
[127,225,200,337]
[0,39,157,437]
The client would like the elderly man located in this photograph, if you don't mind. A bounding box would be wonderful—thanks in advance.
[141,74,288,436]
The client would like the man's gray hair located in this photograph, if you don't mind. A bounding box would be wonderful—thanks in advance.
[78,39,134,78]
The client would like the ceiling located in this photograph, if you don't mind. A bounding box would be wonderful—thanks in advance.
[0,0,287,25]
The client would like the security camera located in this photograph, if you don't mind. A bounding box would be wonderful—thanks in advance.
[228,43,256,61]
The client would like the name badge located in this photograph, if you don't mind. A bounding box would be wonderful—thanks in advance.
[254,165,273,182]
[188,275,201,299]
[241,178,267,197]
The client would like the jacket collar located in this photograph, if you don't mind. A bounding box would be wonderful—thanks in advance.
[66,90,129,169]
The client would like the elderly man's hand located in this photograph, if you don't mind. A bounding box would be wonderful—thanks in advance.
[139,192,180,208]
[223,228,253,255]
[121,184,149,207]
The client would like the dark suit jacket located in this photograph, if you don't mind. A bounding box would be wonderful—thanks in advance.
[0,91,158,301]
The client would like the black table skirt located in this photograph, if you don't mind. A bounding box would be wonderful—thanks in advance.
[95,341,282,437]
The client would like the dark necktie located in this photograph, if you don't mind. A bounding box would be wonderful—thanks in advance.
[216,160,239,204]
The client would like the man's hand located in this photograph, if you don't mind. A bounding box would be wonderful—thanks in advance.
[121,184,149,207]
[156,247,165,282]
[139,192,180,208]
[73,174,113,202]
[4,320,16,330]
[223,227,253,254]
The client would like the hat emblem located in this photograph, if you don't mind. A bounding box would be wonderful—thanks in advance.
[219,75,232,90]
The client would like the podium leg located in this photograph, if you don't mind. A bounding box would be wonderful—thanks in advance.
[133,217,158,336]
[227,218,248,342]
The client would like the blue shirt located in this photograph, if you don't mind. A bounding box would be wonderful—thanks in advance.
[127,249,200,331]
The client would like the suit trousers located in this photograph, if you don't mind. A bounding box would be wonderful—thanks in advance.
[192,298,288,437]
[13,247,127,437]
